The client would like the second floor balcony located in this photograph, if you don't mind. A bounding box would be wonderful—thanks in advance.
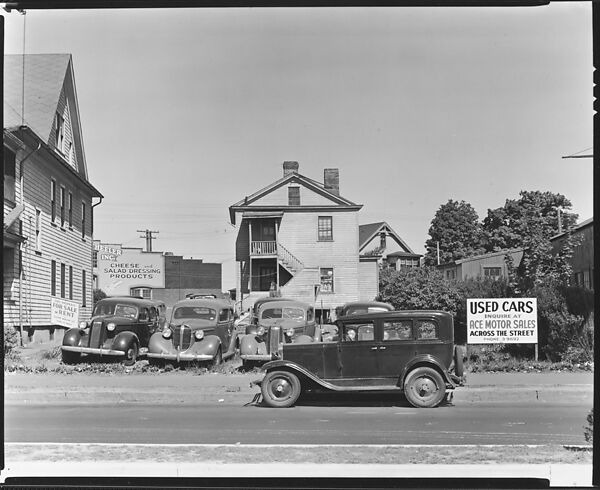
[250,240,277,256]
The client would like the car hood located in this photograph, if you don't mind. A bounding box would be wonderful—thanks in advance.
[258,318,305,329]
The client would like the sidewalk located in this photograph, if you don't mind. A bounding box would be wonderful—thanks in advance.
[0,460,593,487]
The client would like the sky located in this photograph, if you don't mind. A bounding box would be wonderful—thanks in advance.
[3,4,594,290]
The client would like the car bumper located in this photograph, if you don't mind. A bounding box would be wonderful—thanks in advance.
[61,346,124,356]
[147,352,215,361]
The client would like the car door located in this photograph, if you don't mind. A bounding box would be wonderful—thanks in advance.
[337,319,379,381]
[375,319,417,383]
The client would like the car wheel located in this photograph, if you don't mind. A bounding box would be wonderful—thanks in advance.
[403,366,446,408]
[261,370,301,408]
[453,346,464,378]
[61,350,80,365]
[123,342,139,366]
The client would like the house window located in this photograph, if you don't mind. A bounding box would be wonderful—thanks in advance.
[131,287,152,299]
[68,192,73,227]
[51,260,56,296]
[397,258,420,270]
[50,179,56,223]
[35,209,42,251]
[55,112,65,152]
[60,187,66,227]
[92,250,98,268]
[483,267,502,280]
[69,266,73,300]
[318,216,333,241]
[445,269,456,280]
[82,269,87,307]
[81,202,86,239]
[320,267,334,293]
[61,263,66,298]
[3,147,16,203]
[288,187,300,206]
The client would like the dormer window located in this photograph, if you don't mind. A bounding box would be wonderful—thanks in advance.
[55,112,65,153]
[288,186,300,206]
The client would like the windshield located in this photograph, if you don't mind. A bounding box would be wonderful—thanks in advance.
[93,302,138,319]
[261,307,305,321]
[173,306,216,321]
[347,306,389,315]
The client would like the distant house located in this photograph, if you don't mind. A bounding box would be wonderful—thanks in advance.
[229,161,377,323]
[437,249,524,281]
[359,221,421,270]
[550,217,594,289]
[3,54,102,339]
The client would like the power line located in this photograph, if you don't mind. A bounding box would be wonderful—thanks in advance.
[137,229,159,252]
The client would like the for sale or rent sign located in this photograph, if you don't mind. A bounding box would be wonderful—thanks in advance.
[467,298,537,344]
[51,297,80,329]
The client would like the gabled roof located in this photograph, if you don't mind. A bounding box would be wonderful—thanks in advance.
[4,53,90,182]
[229,170,361,224]
[358,221,415,254]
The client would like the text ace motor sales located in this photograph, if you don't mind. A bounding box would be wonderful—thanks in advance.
[467,298,538,344]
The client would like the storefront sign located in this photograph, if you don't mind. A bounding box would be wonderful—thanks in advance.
[467,298,537,344]
[51,298,80,328]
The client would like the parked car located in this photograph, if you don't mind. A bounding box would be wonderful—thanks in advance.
[61,296,162,365]
[147,298,237,365]
[255,310,464,408]
[323,301,395,341]
[240,299,318,369]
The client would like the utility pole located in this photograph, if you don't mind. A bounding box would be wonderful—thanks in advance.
[137,229,159,252]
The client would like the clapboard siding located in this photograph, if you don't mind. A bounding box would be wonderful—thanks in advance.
[254,183,337,207]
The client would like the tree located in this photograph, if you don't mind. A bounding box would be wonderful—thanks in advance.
[424,200,485,266]
[93,289,107,304]
[482,191,578,252]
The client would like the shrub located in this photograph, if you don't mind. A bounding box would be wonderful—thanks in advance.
[4,325,21,359]
[584,409,593,443]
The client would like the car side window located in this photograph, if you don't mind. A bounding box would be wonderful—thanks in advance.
[342,322,374,342]
[219,309,229,322]
[417,320,438,340]
[383,321,412,341]
[138,308,149,322]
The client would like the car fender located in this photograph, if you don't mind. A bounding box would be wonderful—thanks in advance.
[62,328,84,347]
[112,331,140,352]
[192,334,221,356]
[400,355,454,387]
[260,360,344,392]
[240,334,267,356]
[148,332,174,354]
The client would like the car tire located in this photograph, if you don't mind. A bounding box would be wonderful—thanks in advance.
[261,370,301,408]
[123,342,139,366]
[61,350,80,365]
[403,366,446,408]
[453,346,464,378]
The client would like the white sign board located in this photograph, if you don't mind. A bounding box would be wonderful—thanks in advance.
[95,243,165,296]
[51,298,80,328]
[467,298,537,344]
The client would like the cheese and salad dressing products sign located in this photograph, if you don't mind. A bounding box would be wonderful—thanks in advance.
[467,298,537,344]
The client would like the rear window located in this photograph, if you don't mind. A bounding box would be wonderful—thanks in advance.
[417,320,438,340]
[173,307,216,321]
[261,307,305,320]
[383,320,412,341]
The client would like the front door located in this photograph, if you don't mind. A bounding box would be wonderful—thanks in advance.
[259,265,276,291]
[336,320,379,382]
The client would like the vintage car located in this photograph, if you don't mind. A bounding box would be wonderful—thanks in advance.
[147,298,237,365]
[323,301,395,341]
[240,298,318,369]
[61,296,163,365]
[255,310,465,409]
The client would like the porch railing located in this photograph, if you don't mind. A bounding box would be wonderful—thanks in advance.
[250,240,277,256]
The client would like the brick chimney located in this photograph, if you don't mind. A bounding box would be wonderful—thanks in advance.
[324,168,339,196]
[283,161,299,177]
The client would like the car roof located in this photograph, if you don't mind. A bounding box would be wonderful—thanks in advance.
[173,298,233,309]
[258,299,312,310]
[99,296,157,307]
[337,310,452,322]
[341,301,393,309]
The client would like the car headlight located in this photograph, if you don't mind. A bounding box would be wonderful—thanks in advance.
[79,321,88,329]
[162,328,172,339]
[285,328,294,337]
[194,330,204,341]
[347,329,356,340]
[256,326,265,336]
[106,322,116,332]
